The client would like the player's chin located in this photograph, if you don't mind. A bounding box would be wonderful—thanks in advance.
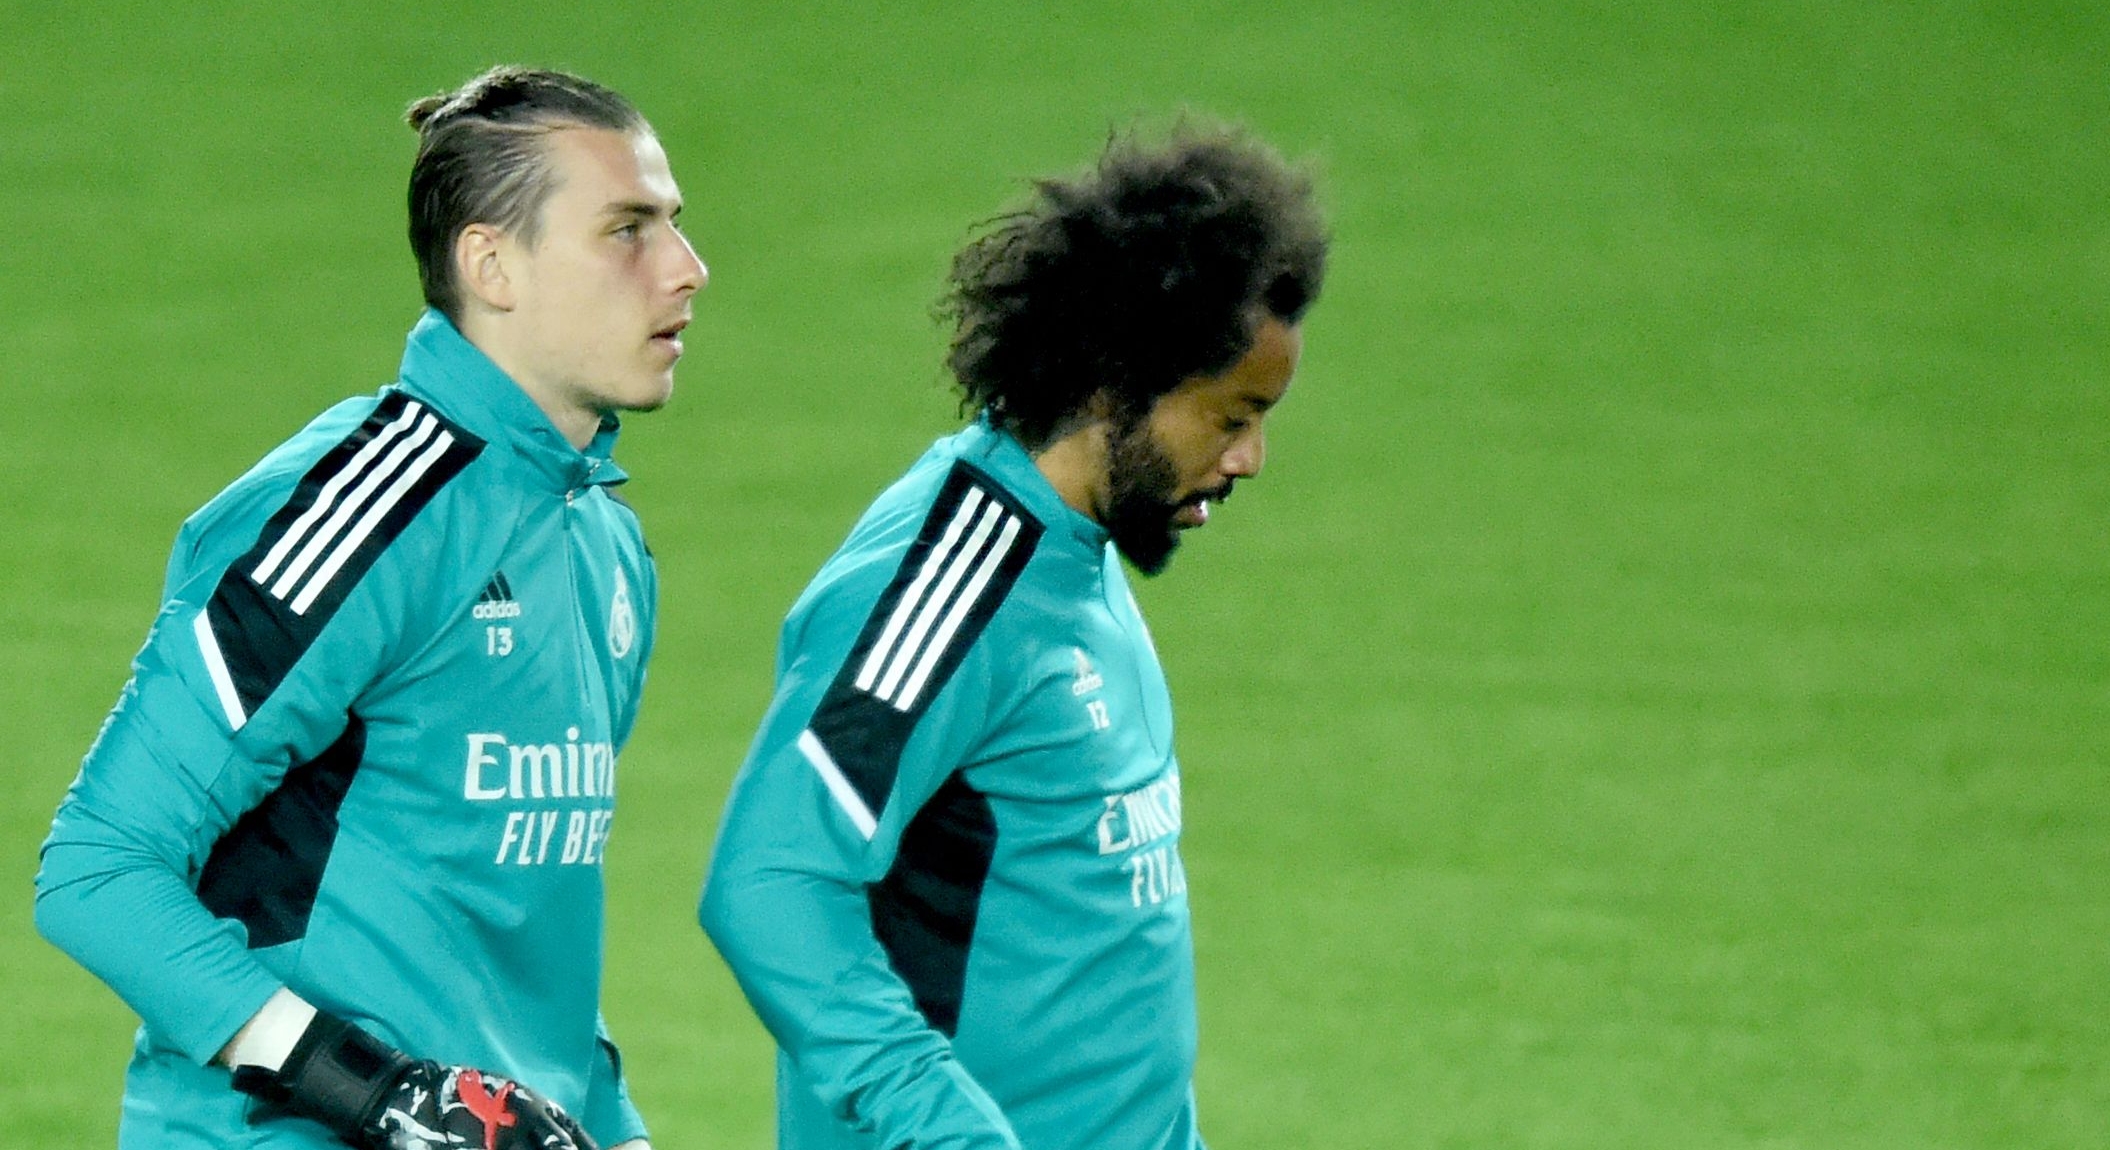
[1112,525,1182,577]
[618,374,675,413]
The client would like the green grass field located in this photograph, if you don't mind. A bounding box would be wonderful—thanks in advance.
[4,2,2105,1146]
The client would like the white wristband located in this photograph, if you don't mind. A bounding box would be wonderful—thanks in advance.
[221,988,320,1071]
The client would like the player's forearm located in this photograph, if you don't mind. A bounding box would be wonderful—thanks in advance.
[702,860,1019,1149]
[791,995,1020,1150]
[34,835,283,1063]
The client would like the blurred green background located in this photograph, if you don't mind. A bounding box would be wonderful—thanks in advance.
[3,2,2105,1146]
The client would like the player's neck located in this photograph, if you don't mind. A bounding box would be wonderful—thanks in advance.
[456,314,602,450]
[1032,423,1109,525]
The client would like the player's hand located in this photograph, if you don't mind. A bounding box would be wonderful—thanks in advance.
[370,1062,598,1150]
[232,1010,598,1150]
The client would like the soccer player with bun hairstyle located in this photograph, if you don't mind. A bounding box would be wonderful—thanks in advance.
[703,123,1328,1149]
[36,64,704,1150]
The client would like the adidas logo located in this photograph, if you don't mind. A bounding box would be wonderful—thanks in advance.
[1070,647,1104,696]
[472,571,522,620]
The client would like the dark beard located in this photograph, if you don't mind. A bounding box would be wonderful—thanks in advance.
[1100,417,1190,577]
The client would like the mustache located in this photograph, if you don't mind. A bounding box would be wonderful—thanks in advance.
[1181,481,1234,506]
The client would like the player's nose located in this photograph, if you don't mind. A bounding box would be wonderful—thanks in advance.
[670,232,707,296]
[1222,426,1265,479]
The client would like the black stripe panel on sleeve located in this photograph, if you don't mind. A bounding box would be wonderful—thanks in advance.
[807,462,1043,823]
[195,717,367,949]
[205,391,483,718]
[869,770,997,1036]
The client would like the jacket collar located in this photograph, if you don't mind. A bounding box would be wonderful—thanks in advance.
[950,417,1109,560]
[394,309,630,494]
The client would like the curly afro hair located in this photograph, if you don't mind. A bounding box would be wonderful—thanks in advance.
[941,124,1329,450]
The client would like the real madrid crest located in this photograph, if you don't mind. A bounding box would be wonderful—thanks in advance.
[609,570,636,659]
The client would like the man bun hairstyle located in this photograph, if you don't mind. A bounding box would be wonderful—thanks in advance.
[405,65,647,322]
[942,122,1329,450]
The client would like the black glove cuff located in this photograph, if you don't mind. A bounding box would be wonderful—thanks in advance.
[230,1011,413,1140]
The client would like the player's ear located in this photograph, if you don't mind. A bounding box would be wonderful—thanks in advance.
[454,224,516,312]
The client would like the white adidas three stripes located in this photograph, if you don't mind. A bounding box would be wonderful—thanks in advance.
[852,487,1025,712]
[192,399,460,733]
[249,400,460,617]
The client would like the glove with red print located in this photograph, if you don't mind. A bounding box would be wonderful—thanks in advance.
[232,1011,598,1150]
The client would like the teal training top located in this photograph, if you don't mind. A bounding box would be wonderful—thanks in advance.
[35,311,656,1148]
[702,421,1204,1150]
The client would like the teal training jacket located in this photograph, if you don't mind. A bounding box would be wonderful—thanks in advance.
[702,421,1204,1150]
[35,310,656,1148]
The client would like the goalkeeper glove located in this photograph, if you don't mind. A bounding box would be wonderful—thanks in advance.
[231,1011,598,1150]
